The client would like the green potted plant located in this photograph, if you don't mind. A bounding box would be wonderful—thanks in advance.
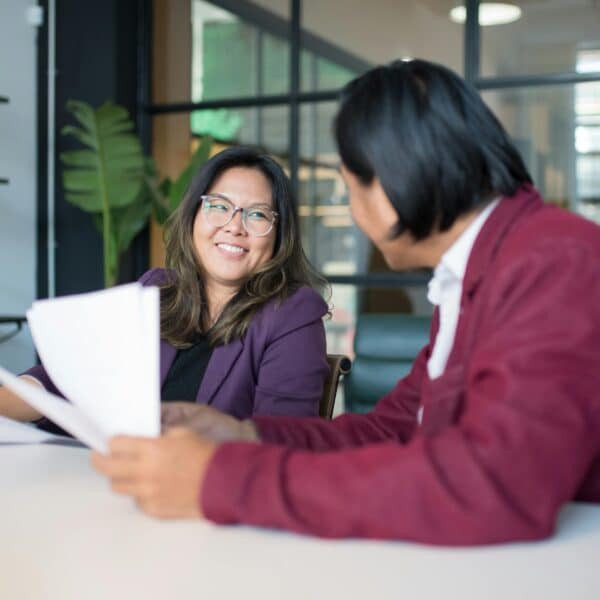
[60,100,212,287]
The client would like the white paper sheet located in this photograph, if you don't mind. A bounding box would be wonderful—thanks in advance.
[0,282,160,452]
[0,367,107,451]
[0,414,72,445]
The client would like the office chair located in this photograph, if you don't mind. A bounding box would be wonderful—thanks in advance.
[320,354,352,419]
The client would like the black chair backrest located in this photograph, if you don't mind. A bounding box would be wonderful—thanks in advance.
[320,354,352,419]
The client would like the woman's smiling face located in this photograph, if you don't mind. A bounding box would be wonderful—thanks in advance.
[192,166,277,294]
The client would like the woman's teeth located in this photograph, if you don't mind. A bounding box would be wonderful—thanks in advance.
[217,243,245,254]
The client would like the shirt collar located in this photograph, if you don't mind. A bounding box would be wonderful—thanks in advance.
[428,199,500,306]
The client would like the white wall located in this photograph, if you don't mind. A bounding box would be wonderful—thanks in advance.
[0,0,39,372]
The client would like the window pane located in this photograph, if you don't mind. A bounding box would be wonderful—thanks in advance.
[301,0,464,91]
[153,0,290,104]
[480,0,600,78]
[192,1,292,101]
[191,105,289,156]
[482,83,600,224]
[193,7,259,100]
[262,32,289,94]
[298,101,431,321]
[325,284,357,358]
[299,102,362,275]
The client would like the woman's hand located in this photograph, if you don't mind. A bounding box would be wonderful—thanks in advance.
[0,377,44,421]
[161,402,260,443]
[91,428,216,519]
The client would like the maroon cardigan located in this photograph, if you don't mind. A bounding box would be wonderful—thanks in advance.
[201,185,600,545]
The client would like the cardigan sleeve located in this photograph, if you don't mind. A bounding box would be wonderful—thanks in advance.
[201,241,600,544]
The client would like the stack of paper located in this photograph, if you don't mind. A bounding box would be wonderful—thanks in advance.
[0,283,160,452]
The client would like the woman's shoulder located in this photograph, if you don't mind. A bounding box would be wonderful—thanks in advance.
[252,286,329,334]
[138,268,176,287]
[284,286,329,311]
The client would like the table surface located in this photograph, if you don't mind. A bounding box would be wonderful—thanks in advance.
[1,444,598,600]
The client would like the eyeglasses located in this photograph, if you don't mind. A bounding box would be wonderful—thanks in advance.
[199,194,278,237]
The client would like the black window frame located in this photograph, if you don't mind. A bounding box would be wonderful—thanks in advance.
[140,0,600,288]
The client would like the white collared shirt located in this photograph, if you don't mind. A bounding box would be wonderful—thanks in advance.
[426,199,499,380]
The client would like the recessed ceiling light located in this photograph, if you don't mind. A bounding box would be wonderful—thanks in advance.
[450,3,522,26]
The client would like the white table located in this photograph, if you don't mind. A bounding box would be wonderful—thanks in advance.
[0,444,598,600]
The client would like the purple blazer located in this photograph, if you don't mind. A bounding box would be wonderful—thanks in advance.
[25,268,330,419]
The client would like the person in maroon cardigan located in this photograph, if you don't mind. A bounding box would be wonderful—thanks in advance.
[93,59,600,545]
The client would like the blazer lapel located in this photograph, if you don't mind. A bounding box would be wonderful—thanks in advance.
[462,184,543,300]
[159,339,177,387]
[448,184,543,369]
[196,338,244,405]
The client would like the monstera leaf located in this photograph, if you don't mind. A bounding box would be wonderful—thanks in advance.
[154,136,213,225]
[61,100,214,286]
[61,100,145,286]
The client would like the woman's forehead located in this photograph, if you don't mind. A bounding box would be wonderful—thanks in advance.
[208,166,274,206]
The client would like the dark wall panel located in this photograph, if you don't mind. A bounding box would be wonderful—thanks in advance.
[53,0,145,295]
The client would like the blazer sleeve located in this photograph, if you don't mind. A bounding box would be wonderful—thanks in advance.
[201,241,600,544]
[252,339,429,448]
[251,288,329,417]
[250,314,435,449]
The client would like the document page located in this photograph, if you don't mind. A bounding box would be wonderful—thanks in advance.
[0,283,160,452]
[0,367,107,451]
[0,414,73,445]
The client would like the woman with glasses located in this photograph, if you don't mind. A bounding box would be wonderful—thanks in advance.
[1,147,330,422]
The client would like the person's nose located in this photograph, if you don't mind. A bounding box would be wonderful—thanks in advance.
[223,208,246,235]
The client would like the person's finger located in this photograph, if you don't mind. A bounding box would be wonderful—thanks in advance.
[136,496,164,518]
[110,479,140,496]
[91,452,140,480]
[161,404,190,425]
[164,426,194,438]
[111,478,156,498]
[108,435,154,457]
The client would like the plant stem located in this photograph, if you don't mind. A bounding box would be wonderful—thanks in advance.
[92,111,113,287]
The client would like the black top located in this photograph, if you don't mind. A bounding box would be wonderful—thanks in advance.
[161,335,213,402]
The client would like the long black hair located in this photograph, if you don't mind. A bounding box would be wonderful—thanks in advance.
[334,59,532,240]
[161,146,327,347]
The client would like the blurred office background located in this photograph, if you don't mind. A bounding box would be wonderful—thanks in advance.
[1,1,599,403]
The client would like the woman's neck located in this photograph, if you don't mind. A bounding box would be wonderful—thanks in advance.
[204,282,239,325]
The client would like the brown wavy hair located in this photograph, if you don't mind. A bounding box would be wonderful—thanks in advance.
[160,146,328,348]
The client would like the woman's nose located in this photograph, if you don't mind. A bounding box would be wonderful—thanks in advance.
[223,208,246,234]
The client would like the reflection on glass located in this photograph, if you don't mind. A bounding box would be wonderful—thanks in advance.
[192,2,258,101]
[576,50,600,222]
[191,0,293,101]
[483,81,600,224]
[190,106,289,158]
[302,0,463,85]
[325,284,357,358]
[298,102,368,278]
[480,0,600,77]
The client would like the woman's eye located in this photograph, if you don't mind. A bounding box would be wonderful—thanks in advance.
[209,202,230,212]
[248,209,269,220]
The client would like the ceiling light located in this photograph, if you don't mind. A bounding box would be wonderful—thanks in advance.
[450,3,522,26]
